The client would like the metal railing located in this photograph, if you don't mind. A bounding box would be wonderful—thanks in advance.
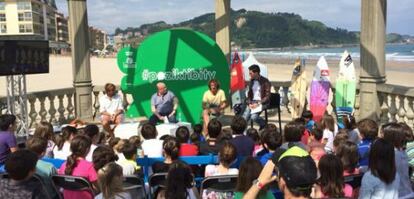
[1,81,413,130]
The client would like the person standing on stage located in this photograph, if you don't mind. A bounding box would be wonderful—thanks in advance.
[100,83,124,137]
[149,82,179,125]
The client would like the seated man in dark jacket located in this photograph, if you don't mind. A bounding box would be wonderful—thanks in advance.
[243,64,271,130]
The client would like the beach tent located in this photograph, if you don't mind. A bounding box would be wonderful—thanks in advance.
[242,52,268,81]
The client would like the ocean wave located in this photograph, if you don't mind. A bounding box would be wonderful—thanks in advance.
[240,51,414,62]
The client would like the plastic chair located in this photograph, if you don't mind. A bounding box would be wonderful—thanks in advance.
[42,158,65,169]
[123,175,147,199]
[250,92,282,132]
[148,172,168,199]
[52,175,94,197]
[344,173,364,189]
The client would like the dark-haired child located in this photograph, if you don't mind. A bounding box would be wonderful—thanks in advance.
[0,149,49,198]
[58,135,97,199]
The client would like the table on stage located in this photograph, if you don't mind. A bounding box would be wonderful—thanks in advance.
[113,122,192,139]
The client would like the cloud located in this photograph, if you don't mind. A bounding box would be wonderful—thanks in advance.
[55,0,414,35]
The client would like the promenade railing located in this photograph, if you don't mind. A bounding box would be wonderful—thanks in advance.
[0,81,412,130]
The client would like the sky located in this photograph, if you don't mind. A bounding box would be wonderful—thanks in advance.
[56,0,414,35]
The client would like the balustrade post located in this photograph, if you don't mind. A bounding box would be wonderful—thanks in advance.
[92,91,100,120]
[379,93,390,124]
[66,93,75,121]
[38,96,47,122]
[48,95,57,123]
[397,95,406,123]
[406,97,414,129]
[57,94,66,124]
[28,96,37,128]
[389,94,398,122]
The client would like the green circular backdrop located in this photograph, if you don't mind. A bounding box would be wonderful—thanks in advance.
[117,29,230,124]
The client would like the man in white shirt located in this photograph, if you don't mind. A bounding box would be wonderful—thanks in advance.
[100,83,124,137]
[242,65,271,130]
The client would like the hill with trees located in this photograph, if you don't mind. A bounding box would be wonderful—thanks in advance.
[115,9,359,48]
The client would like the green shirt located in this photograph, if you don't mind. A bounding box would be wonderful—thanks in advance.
[234,190,275,199]
[36,159,57,198]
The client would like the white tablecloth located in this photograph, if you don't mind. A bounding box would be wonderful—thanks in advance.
[113,122,141,139]
[156,122,192,139]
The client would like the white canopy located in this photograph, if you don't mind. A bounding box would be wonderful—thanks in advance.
[242,52,268,81]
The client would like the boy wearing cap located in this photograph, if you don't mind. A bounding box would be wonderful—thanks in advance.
[242,146,317,199]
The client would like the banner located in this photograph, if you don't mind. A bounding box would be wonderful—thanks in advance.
[230,52,245,92]
[117,29,230,124]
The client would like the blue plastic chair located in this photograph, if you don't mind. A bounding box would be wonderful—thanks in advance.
[137,154,218,182]
[42,158,65,168]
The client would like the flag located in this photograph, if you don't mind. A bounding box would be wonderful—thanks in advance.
[230,52,245,92]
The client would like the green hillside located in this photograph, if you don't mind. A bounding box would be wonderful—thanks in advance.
[115,9,358,48]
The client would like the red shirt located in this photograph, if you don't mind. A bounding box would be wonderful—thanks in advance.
[179,143,198,156]
[301,129,310,145]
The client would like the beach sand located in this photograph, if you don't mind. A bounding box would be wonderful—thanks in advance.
[0,55,413,97]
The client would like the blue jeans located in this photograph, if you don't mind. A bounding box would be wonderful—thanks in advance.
[242,106,266,129]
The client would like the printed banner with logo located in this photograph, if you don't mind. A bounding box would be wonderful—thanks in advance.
[117,29,230,124]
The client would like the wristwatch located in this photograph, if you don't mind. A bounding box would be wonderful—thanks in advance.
[253,179,264,190]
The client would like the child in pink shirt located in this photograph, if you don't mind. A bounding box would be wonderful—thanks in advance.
[58,135,97,199]
[312,154,353,198]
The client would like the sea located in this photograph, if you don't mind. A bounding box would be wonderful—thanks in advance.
[242,43,414,62]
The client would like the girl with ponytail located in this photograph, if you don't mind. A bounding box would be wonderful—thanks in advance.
[58,135,98,199]
[53,126,78,159]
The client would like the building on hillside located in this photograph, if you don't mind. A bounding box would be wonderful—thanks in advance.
[89,26,107,53]
[0,0,71,54]
[113,34,144,51]
[52,11,69,54]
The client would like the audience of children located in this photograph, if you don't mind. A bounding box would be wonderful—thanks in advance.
[359,138,400,199]
[198,118,223,155]
[302,110,315,132]
[176,126,198,156]
[381,122,414,198]
[205,142,238,177]
[234,157,275,199]
[3,106,414,199]
[95,162,132,199]
[311,154,353,198]
[26,137,59,198]
[342,115,361,144]
[152,137,180,173]
[0,114,17,172]
[33,121,56,158]
[246,128,263,156]
[335,140,360,176]
[83,124,100,162]
[157,161,199,199]
[230,116,255,156]
[58,135,98,199]
[128,135,143,157]
[258,128,282,165]
[92,145,119,171]
[140,123,163,157]
[53,126,78,159]
[280,120,307,151]
[0,149,49,198]
[321,114,338,152]
[116,142,140,176]
[357,118,378,170]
